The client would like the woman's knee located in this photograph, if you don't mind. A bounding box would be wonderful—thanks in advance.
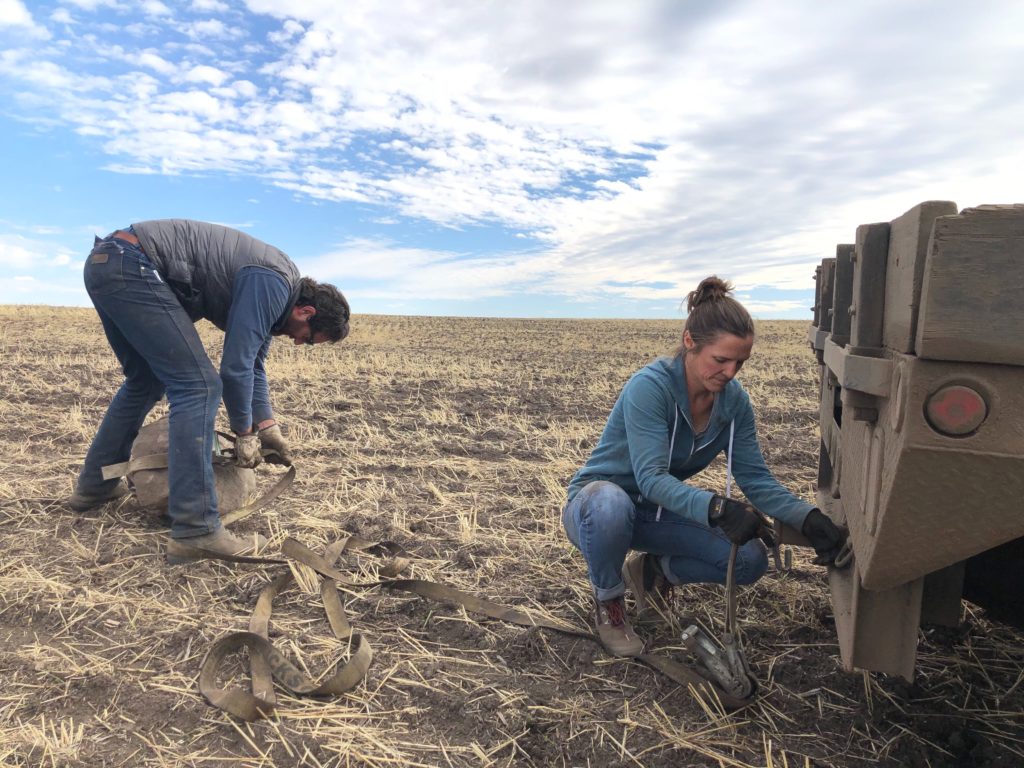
[577,481,635,534]
[736,541,769,585]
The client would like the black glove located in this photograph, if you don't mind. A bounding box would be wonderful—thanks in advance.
[801,508,846,566]
[708,495,770,546]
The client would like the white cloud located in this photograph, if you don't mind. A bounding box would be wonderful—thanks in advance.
[183,18,241,40]
[137,51,177,76]
[2,230,86,271]
[1,0,1023,312]
[301,238,565,301]
[191,0,228,11]
[0,274,88,304]
[184,64,229,86]
[268,19,304,44]
[743,300,809,319]
[100,163,161,174]
[63,0,117,9]
[0,0,49,37]
[228,79,258,98]
[156,89,224,118]
[140,0,171,17]
[0,238,36,268]
[0,0,33,26]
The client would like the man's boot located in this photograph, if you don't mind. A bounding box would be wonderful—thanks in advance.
[594,594,644,657]
[67,481,130,513]
[166,526,268,565]
[622,552,674,622]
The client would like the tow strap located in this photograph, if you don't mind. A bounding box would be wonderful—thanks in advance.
[195,533,755,720]
[103,442,755,715]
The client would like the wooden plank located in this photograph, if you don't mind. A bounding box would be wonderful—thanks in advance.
[882,201,958,353]
[851,223,890,350]
[812,263,823,327]
[829,561,922,682]
[831,245,855,345]
[819,258,835,333]
[916,205,1024,365]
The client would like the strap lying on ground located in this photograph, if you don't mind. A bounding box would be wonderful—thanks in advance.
[198,535,752,720]
[199,538,372,720]
[99,444,751,711]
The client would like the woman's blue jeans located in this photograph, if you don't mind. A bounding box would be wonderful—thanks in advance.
[76,233,221,539]
[562,481,768,601]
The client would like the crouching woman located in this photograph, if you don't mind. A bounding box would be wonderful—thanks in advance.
[562,276,844,657]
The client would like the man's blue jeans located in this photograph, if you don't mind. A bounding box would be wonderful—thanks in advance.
[562,481,768,601]
[77,233,221,538]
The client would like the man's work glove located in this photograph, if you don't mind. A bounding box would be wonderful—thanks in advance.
[708,495,774,546]
[258,424,293,466]
[801,508,847,566]
[234,432,263,469]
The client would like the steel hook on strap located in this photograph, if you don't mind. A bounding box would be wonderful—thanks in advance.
[833,538,855,569]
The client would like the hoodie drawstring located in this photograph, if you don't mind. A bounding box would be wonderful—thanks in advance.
[725,419,736,499]
[655,412,735,523]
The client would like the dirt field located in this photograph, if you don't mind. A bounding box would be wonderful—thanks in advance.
[1,307,1022,767]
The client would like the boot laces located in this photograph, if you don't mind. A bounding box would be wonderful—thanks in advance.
[601,598,627,627]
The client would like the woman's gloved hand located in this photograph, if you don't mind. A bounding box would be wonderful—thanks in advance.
[258,423,293,466]
[234,432,264,469]
[708,495,770,545]
[801,508,846,565]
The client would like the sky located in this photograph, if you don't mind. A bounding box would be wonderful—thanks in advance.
[0,1,1021,319]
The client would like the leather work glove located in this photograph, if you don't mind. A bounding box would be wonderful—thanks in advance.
[801,508,847,566]
[708,495,772,546]
[258,423,293,466]
[234,432,264,469]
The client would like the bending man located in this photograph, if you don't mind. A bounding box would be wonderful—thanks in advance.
[68,219,350,561]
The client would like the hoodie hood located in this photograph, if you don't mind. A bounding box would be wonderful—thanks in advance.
[644,355,746,430]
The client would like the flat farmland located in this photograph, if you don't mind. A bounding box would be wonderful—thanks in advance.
[0,307,1021,767]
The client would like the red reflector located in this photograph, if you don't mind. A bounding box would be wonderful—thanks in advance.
[925,385,987,436]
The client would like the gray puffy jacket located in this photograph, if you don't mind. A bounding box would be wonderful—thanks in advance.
[133,219,301,331]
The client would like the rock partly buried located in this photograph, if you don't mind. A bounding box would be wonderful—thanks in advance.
[128,416,256,513]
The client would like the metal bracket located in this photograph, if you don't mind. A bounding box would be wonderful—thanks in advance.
[823,339,892,397]
[808,326,828,352]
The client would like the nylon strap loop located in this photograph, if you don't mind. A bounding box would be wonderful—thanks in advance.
[198,534,752,720]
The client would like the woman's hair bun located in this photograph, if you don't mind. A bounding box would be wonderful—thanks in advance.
[686,276,733,314]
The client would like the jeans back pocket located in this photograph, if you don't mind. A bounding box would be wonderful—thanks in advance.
[83,241,126,296]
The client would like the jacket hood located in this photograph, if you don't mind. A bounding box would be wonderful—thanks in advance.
[644,355,746,426]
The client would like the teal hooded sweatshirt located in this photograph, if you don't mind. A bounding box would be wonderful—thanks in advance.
[567,355,813,531]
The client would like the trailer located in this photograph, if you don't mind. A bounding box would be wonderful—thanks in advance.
[800,201,1024,680]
